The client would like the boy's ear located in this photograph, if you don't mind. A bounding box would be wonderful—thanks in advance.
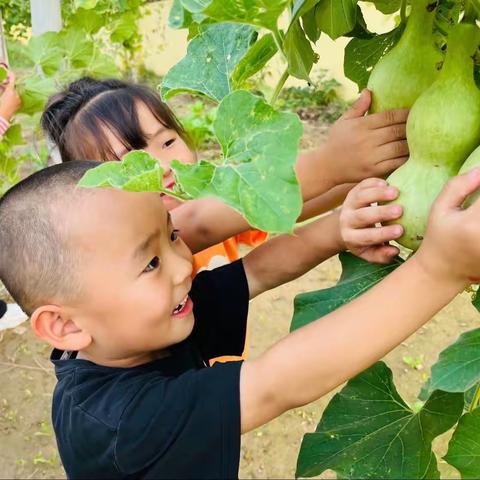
[31,305,92,352]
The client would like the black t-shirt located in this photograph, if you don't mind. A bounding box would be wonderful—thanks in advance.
[50,260,249,479]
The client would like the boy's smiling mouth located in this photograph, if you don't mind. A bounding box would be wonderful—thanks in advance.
[172,295,193,317]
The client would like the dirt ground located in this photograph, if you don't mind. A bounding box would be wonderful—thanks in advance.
[0,118,478,479]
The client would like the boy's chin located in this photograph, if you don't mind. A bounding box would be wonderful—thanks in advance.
[170,311,195,344]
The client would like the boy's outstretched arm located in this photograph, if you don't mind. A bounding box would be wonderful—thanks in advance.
[239,170,480,434]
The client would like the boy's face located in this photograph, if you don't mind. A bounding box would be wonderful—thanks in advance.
[65,188,194,365]
[105,101,196,212]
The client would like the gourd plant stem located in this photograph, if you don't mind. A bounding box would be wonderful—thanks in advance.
[470,383,480,412]
[400,0,407,24]
[272,27,286,59]
[270,67,289,106]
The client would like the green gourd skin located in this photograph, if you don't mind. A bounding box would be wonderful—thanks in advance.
[387,22,480,250]
[458,145,480,207]
[367,0,442,113]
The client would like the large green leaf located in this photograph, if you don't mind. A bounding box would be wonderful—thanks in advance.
[231,34,278,89]
[18,76,57,116]
[296,362,464,479]
[173,90,303,233]
[423,328,480,395]
[444,409,480,478]
[74,0,99,9]
[315,0,358,40]
[291,252,403,332]
[27,32,63,76]
[110,12,138,43]
[68,7,104,34]
[78,151,167,193]
[169,0,193,29]
[202,0,291,31]
[180,0,210,13]
[344,25,403,90]
[283,20,318,81]
[161,23,257,102]
[363,0,402,14]
[60,29,95,69]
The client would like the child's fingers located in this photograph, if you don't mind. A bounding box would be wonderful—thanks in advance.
[373,123,407,146]
[349,204,403,228]
[361,245,400,264]
[351,185,399,208]
[366,108,409,129]
[375,140,409,161]
[348,224,403,247]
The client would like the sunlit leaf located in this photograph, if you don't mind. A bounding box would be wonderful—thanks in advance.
[297,362,464,479]
[291,252,403,331]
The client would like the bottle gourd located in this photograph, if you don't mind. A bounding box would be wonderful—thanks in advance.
[367,0,442,113]
[387,22,480,250]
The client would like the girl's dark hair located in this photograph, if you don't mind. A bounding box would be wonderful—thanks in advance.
[41,77,187,162]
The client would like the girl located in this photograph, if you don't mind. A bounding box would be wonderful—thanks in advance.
[0,67,29,330]
[40,77,409,359]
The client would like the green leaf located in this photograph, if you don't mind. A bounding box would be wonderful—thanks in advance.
[231,34,278,89]
[283,21,318,81]
[302,7,321,43]
[169,0,193,29]
[78,151,165,193]
[84,49,120,78]
[161,23,257,102]
[74,0,99,9]
[173,90,303,233]
[291,252,403,332]
[291,0,323,23]
[344,26,403,90]
[472,286,480,313]
[362,0,402,15]
[202,0,291,31]
[180,0,210,13]
[0,67,7,83]
[423,328,480,395]
[110,12,138,43]
[3,124,24,147]
[68,7,104,34]
[296,362,464,479]
[60,29,94,69]
[315,0,358,40]
[27,32,63,76]
[18,76,57,116]
[444,409,480,478]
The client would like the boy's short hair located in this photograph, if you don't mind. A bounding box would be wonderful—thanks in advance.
[0,161,100,315]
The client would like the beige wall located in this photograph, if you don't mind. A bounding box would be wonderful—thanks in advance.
[140,1,396,100]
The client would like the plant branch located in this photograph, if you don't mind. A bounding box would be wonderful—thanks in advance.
[270,67,289,106]
[272,26,286,60]
[470,383,480,412]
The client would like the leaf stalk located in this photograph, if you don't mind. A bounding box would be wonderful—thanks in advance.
[270,67,289,106]
[470,383,480,412]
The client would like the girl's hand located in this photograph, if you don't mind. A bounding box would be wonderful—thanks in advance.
[339,178,403,264]
[0,69,21,122]
[324,89,409,184]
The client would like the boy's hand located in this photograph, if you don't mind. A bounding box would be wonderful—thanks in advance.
[324,89,409,184]
[339,178,403,264]
[0,69,21,121]
[415,169,480,287]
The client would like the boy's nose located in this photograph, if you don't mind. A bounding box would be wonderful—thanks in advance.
[170,253,193,286]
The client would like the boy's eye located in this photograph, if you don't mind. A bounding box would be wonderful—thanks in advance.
[163,138,176,148]
[143,256,160,273]
[171,229,180,242]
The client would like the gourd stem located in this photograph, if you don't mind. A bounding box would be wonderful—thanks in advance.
[400,0,407,24]
[272,26,286,61]
[270,67,289,106]
[470,383,480,412]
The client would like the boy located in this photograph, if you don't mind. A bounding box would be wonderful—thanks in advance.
[1,161,479,479]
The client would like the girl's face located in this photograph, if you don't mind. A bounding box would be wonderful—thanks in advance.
[103,100,196,211]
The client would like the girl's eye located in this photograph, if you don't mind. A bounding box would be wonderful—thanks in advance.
[171,229,180,242]
[143,256,160,273]
[163,138,176,148]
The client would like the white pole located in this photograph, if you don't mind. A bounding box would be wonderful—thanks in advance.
[30,0,62,36]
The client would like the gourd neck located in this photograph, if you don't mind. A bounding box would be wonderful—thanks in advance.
[400,1,436,44]
[441,23,480,78]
